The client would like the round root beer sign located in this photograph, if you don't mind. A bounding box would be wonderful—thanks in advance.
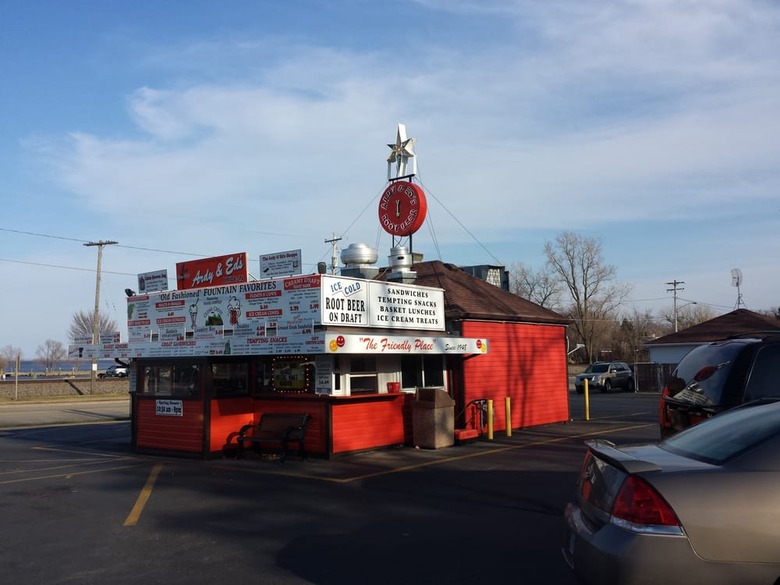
[378,181,427,236]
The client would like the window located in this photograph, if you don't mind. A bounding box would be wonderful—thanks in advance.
[211,361,249,396]
[401,354,444,389]
[348,356,377,394]
[271,357,315,394]
[142,362,201,398]
[662,403,780,464]
[744,346,780,402]
[255,358,274,394]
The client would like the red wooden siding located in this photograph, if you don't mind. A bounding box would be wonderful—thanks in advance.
[136,398,204,453]
[330,396,407,454]
[209,397,254,454]
[462,321,569,429]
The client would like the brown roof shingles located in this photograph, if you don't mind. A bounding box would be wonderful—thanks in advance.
[648,309,780,345]
[403,261,570,325]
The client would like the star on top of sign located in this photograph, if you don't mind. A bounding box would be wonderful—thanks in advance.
[387,123,417,180]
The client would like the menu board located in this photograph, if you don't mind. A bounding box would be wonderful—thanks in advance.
[75,273,449,360]
[320,275,445,331]
[119,275,323,358]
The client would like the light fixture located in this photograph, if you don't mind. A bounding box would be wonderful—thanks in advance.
[125,288,136,297]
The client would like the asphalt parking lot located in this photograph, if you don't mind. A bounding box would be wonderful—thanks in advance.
[0,392,660,584]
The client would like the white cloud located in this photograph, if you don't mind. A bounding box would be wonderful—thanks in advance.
[7,0,780,353]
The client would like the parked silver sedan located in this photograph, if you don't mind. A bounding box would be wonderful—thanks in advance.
[563,399,780,585]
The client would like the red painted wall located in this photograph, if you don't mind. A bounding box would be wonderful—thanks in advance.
[330,395,407,454]
[462,321,569,429]
[209,397,254,453]
[136,398,204,453]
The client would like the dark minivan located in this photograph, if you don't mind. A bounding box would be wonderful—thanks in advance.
[659,334,780,438]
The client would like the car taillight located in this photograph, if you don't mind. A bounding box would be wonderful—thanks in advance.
[659,386,670,425]
[579,451,593,500]
[611,476,683,535]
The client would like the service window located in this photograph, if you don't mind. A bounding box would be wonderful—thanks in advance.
[211,360,249,397]
[401,354,444,390]
[348,356,378,394]
[255,357,274,394]
[142,362,201,398]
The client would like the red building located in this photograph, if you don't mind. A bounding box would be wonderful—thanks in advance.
[97,253,568,459]
[412,261,571,431]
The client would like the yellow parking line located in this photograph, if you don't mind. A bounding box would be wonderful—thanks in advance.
[237,422,655,484]
[124,463,163,527]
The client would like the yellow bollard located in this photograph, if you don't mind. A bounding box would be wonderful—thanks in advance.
[487,399,494,440]
[584,379,590,421]
[505,396,512,437]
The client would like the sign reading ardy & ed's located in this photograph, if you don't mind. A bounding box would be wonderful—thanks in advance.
[176,253,248,290]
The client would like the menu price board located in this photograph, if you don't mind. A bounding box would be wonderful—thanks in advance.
[124,275,323,355]
[70,333,326,360]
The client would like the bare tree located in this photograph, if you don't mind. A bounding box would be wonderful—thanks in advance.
[508,261,563,309]
[0,345,23,375]
[755,307,780,321]
[612,308,667,362]
[544,231,631,362]
[658,304,715,332]
[36,339,67,371]
[68,310,119,343]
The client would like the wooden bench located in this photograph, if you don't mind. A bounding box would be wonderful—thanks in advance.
[236,413,311,463]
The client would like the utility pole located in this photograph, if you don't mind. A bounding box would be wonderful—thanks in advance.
[324,234,342,275]
[84,240,118,392]
[666,280,685,332]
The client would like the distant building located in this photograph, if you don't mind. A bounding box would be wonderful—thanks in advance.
[459,264,509,291]
[645,308,780,365]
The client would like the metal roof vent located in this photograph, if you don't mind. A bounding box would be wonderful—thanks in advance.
[340,243,380,279]
[341,243,378,267]
[387,246,416,283]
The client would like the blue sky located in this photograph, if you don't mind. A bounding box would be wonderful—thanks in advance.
[1,0,779,356]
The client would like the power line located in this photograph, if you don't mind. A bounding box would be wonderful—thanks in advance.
[0,227,88,243]
[415,176,504,266]
[0,257,134,276]
[0,226,211,257]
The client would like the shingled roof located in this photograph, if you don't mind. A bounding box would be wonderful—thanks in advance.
[648,309,780,345]
[397,260,570,325]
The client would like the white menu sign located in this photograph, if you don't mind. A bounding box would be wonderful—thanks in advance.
[259,249,302,278]
[320,276,445,331]
[138,269,169,293]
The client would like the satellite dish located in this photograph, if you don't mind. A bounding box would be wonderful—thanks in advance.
[731,268,743,288]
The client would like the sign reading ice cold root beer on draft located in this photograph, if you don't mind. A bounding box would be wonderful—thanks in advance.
[176,252,248,290]
[320,275,444,331]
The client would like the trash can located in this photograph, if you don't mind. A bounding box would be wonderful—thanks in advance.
[412,387,455,449]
